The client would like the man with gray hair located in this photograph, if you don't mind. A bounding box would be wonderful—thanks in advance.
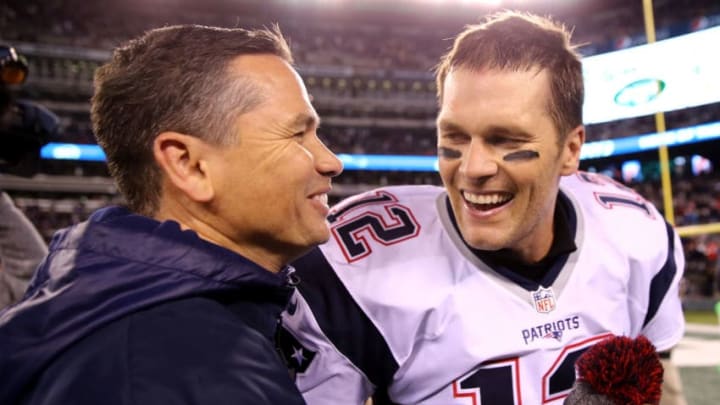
[0,24,342,404]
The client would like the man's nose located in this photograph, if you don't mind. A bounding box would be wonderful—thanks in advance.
[312,137,343,177]
[459,140,498,178]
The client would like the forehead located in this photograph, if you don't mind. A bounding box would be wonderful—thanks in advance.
[228,53,304,98]
[438,68,553,132]
[229,54,316,122]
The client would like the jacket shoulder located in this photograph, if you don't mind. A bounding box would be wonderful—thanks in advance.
[26,297,304,405]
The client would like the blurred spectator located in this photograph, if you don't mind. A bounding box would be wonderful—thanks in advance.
[681,237,716,298]
[3,0,720,304]
[0,191,47,309]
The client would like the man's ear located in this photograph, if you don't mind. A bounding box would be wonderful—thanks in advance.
[560,125,585,175]
[153,132,214,203]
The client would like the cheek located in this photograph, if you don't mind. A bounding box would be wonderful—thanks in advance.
[255,192,293,223]
[438,159,459,181]
[519,170,556,209]
[284,146,317,178]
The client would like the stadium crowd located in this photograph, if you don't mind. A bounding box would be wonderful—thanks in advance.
[2,0,720,302]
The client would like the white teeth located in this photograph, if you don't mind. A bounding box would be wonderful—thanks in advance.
[463,191,510,205]
[313,193,328,206]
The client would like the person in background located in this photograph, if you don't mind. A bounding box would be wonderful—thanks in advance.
[0,24,342,404]
[0,191,47,309]
[0,44,52,310]
[278,10,686,404]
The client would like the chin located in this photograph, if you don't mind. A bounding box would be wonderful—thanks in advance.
[468,241,503,252]
[306,226,332,246]
[462,230,506,252]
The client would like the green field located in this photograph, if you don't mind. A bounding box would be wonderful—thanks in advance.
[679,311,720,405]
[685,310,719,325]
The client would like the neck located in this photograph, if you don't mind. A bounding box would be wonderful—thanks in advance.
[154,199,288,273]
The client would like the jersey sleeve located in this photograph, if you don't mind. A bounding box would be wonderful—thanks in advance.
[282,243,405,405]
[564,172,686,352]
[280,292,374,405]
[637,222,685,352]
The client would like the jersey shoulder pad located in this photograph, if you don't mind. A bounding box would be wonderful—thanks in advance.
[560,171,663,223]
[327,185,444,225]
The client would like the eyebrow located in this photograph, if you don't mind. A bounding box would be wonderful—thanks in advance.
[288,112,321,131]
[436,120,466,135]
[437,120,533,140]
[483,126,534,140]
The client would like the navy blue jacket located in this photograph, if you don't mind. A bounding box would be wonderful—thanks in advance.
[0,207,306,405]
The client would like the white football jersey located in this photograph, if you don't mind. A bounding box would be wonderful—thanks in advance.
[280,172,685,405]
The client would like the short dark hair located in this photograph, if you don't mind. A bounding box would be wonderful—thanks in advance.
[435,11,584,140]
[91,24,292,216]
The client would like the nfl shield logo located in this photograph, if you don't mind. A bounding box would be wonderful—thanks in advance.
[531,286,556,314]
